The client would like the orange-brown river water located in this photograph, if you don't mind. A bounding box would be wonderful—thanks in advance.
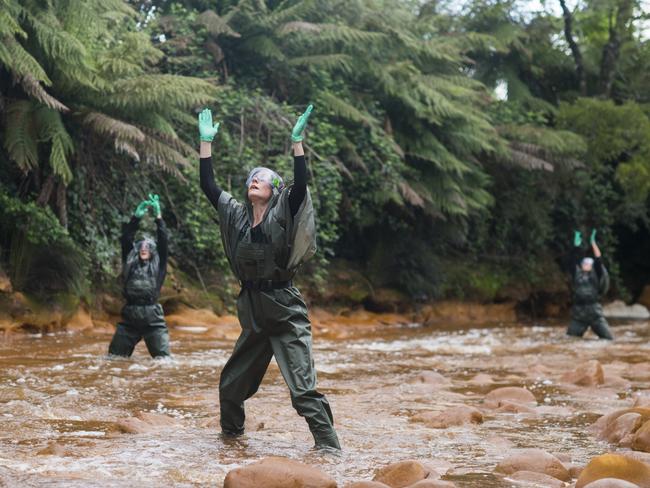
[1,320,649,487]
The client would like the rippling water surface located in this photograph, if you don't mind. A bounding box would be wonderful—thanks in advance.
[1,320,649,487]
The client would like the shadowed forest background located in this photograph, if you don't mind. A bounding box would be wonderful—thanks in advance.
[1,0,649,319]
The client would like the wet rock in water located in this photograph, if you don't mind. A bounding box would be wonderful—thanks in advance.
[616,450,650,466]
[567,463,584,478]
[411,405,483,429]
[343,482,390,488]
[484,387,537,409]
[372,460,432,488]
[575,453,650,487]
[413,371,452,388]
[467,373,494,386]
[113,411,180,434]
[495,401,536,414]
[631,390,650,406]
[595,412,644,446]
[631,419,650,452]
[36,442,70,456]
[407,480,456,487]
[495,449,570,481]
[561,360,605,387]
[223,457,336,488]
[602,300,650,320]
[583,480,640,488]
[505,470,566,487]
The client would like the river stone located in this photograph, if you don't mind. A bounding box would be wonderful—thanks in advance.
[576,453,650,488]
[631,419,650,452]
[343,482,390,488]
[603,300,650,319]
[224,457,336,488]
[584,480,640,488]
[372,460,431,487]
[484,387,537,409]
[495,449,570,481]
[467,373,494,385]
[408,480,456,487]
[506,470,566,487]
[411,405,483,429]
[414,371,452,388]
[599,412,643,446]
[114,411,180,434]
[494,401,536,414]
[561,360,605,387]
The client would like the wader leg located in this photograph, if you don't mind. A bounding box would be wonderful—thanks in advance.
[270,321,341,449]
[108,324,142,357]
[143,326,171,357]
[219,328,273,435]
[591,315,614,340]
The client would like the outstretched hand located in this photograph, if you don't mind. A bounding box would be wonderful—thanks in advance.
[291,104,313,143]
[198,108,220,142]
[590,228,597,245]
[573,230,582,247]
[148,193,162,218]
[134,199,151,218]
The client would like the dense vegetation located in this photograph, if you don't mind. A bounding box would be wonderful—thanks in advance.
[1,0,649,311]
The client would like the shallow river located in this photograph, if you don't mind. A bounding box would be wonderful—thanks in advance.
[1,319,649,487]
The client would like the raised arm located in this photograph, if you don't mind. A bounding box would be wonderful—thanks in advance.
[288,104,312,217]
[198,109,222,210]
[121,216,140,264]
[590,229,604,277]
[289,142,307,217]
[567,230,582,274]
[156,217,168,288]
[122,200,149,263]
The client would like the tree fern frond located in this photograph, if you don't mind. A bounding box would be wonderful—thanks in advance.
[81,111,145,143]
[109,75,217,112]
[278,21,323,35]
[13,73,69,112]
[198,10,241,37]
[34,106,74,182]
[317,91,376,126]
[49,133,73,184]
[0,36,51,84]
[506,147,554,171]
[289,54,354,73]
[3,100,39,172]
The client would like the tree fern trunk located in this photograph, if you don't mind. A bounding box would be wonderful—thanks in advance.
[56,181,68,228]
[37,174,55,206]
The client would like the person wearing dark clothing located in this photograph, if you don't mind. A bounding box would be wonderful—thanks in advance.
[567,229,613,340]
[108,194,171,358]
[198,104,341,450]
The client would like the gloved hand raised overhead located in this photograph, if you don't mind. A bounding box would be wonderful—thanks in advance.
[198,108,220,142]
[291,104,313,143]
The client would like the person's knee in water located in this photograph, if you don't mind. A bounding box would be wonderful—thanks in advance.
[198,104,340,449]
[566,229,613,340]
[108,194,172,358]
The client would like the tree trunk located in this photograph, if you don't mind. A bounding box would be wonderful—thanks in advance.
[559,0,587,96]
[598,0,633,98]
[56,180,68,228]
[37,174,56,206]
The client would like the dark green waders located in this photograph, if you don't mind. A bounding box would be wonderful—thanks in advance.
[216,188,340,449]
[567,260,613,340]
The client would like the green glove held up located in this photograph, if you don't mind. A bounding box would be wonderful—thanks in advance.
[573,230,582,247]
[134,200,150,218]
[198,108,220,142]
[590,229,597,245]
[149,193,161,217]
[291,104,313,143]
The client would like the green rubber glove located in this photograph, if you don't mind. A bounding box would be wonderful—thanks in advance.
[590,229,597,245]
[134,200,150,218]
[148,193,161,217]
[573,230,582,247]
[198,108,220,142]
[291,104,313,143]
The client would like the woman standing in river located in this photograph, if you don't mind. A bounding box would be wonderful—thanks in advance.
[197,105,341,450]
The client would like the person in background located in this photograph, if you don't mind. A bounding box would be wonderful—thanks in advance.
[108,194,171,358]
[567,229,613,340]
